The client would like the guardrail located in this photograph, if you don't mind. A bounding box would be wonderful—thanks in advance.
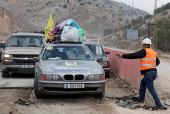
[104,48,143,90]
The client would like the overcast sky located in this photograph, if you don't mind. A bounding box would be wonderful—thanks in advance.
[114,0,170,14]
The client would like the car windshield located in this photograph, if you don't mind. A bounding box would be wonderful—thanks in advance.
[85,43,105,56]
[42,46,94,61]
[7,36,45,47]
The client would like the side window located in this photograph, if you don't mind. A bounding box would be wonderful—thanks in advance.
[5,37,11,46]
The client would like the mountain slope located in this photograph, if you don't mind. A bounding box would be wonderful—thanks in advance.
[0,6,20,41]
[0,0,148,38]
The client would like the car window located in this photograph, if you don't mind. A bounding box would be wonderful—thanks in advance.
[85,44,105,56]
[7,36,45,47]
[42,46,94,61]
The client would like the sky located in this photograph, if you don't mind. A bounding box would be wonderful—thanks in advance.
[114,0,170,14]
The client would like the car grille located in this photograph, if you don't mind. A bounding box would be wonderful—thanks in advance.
[12,54,38,63]
[43,87,97,91]
[64,75,84,80]
[75,75,84,80]
[64,75,73,80]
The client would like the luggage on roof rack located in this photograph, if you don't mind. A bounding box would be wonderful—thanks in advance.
[47,19,85,43]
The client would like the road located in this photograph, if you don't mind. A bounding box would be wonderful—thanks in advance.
[157,57,170,94]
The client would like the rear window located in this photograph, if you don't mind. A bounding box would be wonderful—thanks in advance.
[85,43,105,56]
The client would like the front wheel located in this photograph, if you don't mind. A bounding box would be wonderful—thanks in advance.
[34,77,44,98]
[2,71,9,77]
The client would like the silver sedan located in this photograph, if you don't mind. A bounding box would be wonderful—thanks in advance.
[33,43,105,98]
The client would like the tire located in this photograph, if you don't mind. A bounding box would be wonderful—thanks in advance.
[34,77,44,98]
[2,71,9,77]
[95,92,105,99]
[106,75,110,78]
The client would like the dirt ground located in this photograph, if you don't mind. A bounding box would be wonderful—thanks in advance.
[0,75,169,114]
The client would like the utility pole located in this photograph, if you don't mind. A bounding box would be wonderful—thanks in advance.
[130,0,133,49]
[153,0,157,49]
[113,18,114,47]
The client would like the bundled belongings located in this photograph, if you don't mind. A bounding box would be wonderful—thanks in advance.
[47,19,85,42]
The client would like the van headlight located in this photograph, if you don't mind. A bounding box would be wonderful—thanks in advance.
[4,54,10,57]
[100,62,110,67]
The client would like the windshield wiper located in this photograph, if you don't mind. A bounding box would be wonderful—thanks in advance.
[27,44,40,47]
[10,45,23,47]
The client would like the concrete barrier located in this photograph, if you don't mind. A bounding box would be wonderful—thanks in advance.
[104,48,143,90]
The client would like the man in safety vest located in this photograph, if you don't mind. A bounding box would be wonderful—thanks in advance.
[116,38,166,111]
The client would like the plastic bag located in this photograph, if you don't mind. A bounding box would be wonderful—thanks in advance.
[61,26,79,42]
[66,20,81,29]
[77,29,85,42]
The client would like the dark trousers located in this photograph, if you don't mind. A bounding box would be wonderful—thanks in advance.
[139,71,161,106]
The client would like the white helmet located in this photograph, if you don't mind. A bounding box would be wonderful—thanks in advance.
[142,38,152,45]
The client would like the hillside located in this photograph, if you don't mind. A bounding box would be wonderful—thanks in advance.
[0,6,20,41]
[106,3,170,52]
[0,0,148,38]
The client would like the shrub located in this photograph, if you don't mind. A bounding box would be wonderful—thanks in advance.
[26,9,31,12]
[104,28,113,36]
[87,2,92,5]
[63,4,67,8]
[77,0,82,2]
[80,3,84,6]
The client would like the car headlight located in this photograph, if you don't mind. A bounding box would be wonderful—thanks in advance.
[42,74,61,80]
[53,75,59,80]
[87,74,103,81]
[46,75,53,80]
[4,54,10,57]
[88,75,95,80]
[100,62,110,67]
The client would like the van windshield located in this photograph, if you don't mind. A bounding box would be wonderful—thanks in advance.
[7,36,46,47]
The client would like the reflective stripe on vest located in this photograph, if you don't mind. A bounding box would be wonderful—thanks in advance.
[140,64,156,67]
[139,58,156,61]
[140,48,157,71]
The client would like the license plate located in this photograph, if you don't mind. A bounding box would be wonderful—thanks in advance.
[64,84,85,88]
[19,65,34,68]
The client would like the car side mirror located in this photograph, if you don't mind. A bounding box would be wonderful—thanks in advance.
[105,51,110,54]
[32,57,39,62]
[97,57,103,62]
[0,43,5,48]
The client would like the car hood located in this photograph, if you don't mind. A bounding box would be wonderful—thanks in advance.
[4,47,42,55]
[40,60,103,75]
[93,54,108,62]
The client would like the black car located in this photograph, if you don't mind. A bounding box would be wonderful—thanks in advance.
[83,42,110,77]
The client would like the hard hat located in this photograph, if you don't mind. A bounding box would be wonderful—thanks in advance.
[142,38,152,45]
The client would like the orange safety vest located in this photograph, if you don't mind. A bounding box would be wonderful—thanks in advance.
[140,48,157,71]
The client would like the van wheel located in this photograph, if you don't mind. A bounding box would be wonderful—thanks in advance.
[2,71,9,77]
[34,77,44,98]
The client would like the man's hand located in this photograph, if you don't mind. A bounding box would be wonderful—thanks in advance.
[116,54,122,58]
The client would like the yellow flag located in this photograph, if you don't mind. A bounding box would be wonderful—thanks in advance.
[45,14,53,41]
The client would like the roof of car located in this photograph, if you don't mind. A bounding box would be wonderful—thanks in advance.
[46,42,85,47]
[83,41,101,44]
[11,33,45,36]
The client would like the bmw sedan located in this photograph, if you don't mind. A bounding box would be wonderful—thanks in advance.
[33,42,105,98]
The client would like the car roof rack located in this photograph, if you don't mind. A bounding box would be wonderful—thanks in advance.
[14,31,44,34]
[47,40,82,44]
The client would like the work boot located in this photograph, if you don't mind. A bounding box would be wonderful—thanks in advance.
[152,104,167,111]
[133,99,144,103]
